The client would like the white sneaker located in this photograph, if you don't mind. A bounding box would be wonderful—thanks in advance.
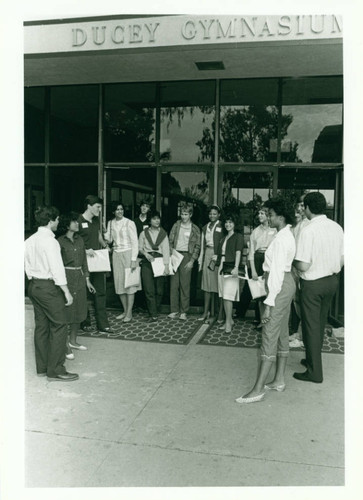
[289,338,304,348]
[168,312,179,319]
[65,352,75,360]
[179,313,187,320]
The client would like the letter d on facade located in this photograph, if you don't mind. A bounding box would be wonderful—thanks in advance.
[72,28,87,47]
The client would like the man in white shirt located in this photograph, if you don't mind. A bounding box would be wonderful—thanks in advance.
[25,206,79,382]
[293,192,344,383]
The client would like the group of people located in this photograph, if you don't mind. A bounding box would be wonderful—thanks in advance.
[25,192,344,401]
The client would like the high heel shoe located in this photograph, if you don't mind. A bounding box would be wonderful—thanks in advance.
[219,320,234,330]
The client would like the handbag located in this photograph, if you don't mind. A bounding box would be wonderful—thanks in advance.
[220,262,245,277]
[124,267,141,288]
[86,249,111,273]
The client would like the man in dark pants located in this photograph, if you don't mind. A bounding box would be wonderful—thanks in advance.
[78,195,113,334]
[25,206,79,382]
[134,200,151,312]
[293,192,344,383]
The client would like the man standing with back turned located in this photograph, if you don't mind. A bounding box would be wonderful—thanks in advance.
[25,206,79,382]
[293,192,344,383]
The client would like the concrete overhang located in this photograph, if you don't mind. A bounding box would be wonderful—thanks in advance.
[24,15,343,86]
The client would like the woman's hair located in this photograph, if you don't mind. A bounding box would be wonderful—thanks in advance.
[149,210,161,220]
[264,197,295,225]
[180,203,193,216]
[258,206,269,215]
[111,200,124,214]
[304,192,326,214]
[208,204,221,214]
[34,205,59,227]
[84,194,103,209]
[57,211,79,235]
[139,199,151,208]
[223,212,238,225]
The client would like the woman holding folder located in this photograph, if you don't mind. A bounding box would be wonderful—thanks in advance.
[104,201,140,323]
[138,211,170,322]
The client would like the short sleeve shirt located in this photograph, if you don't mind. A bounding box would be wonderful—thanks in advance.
[77,215,101,250]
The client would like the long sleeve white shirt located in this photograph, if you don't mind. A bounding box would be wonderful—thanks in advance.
[105,217,139,261]
[24,227,67,286]
[262,225,296,307]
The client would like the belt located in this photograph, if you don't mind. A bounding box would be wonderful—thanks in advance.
[177,250,189,254]
[31,277,53,281]
[255,249,266,254]
[65,266,82,270]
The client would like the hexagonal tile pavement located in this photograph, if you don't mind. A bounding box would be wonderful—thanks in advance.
[78,308,201,345]
[198,319,344,354]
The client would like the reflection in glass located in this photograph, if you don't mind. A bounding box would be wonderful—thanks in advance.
[50,86,98,162]
[281,77,343,163]
[161,171,209,230]
[104,83,156,162]
[24,87,45,163]
[49,166,98,214]
[160,81,215,163]
[278,168,336,220]
[223,172,273,234]
[220,79,279,162]
[282,104,343,163]
[108,168,156,219]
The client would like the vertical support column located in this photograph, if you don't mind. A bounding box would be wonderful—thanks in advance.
[276,78,283,165]
[97,84,105,225]
[213,79,220,205]
[155,83,161,212]
[44,87,50,205]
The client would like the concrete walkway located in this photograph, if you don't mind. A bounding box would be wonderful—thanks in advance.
[25,304,344,488]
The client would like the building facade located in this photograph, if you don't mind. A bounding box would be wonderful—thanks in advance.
[24,14,344,320]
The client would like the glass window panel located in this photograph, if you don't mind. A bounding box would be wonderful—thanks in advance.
[49,166,98,214]
[160,81,215,163]
[278,169,337,220]
[281,77,343,163]
[161,171,210,230]
[107,168,156,219]
[50,86,98,162]
[223,172,273,233]
[104,83,156,162]
[25,166,45,234]
[24,87,45,163]
[220,79,279,162]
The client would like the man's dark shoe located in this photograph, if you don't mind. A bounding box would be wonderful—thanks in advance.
[300,359,308,367]
[98,327,114,334]
[47,372,79,382]
[293,371,322,383]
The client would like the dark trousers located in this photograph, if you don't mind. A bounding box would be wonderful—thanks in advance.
[141,260,165,317]
[81,271,109,330]
[300,274,339,382]
[170,253,193,313]
[28,280,67,377]
[236,252,264,321]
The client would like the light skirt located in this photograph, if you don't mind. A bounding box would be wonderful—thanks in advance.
[112,250,141,295]
[218,257,241,302]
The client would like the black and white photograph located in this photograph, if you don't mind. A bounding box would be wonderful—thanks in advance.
[1,0,362,499]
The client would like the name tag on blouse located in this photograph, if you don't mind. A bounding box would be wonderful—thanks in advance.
[216,227,222,232]
[81,222,88,228]
[184,232,190,238]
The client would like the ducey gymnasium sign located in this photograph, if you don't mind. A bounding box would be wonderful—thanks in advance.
[24,15,342,54]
